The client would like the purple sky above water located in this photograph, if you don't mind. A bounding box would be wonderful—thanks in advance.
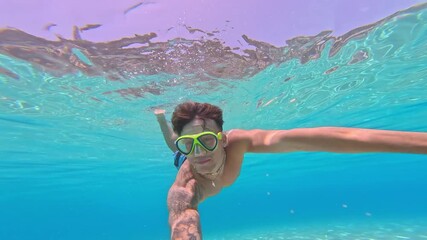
[0,0,425,47]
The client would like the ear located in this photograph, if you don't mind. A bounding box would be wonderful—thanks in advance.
[221,132,228,148]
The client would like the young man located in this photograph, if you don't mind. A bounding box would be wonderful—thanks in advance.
[155,101,427,240]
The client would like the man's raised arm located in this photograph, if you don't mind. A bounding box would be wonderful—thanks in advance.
[154,109,177,152]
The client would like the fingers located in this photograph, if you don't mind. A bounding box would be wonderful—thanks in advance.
[172,163,201,207]
[187,178,201,206]
[154,109,166,115]
[187,178,197,193]
[175,162,195,187]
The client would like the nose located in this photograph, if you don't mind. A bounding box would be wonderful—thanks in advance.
[193,144,207,157]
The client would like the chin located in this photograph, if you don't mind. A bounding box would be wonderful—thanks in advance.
[195,160,217,173]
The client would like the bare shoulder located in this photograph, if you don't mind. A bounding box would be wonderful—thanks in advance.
[226,129,252,143]
[221,129,251,186]
[225,128,268,150]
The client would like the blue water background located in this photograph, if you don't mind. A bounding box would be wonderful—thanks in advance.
[1,3,427,240]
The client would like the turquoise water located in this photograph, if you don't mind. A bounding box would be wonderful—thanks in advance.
[1,3,427,240]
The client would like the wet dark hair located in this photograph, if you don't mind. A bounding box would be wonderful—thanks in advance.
[171,101,224,135]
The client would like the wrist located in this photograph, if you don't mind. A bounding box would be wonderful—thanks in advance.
[156,115,167,121]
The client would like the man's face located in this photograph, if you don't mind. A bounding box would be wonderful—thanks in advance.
[180,118,225,175]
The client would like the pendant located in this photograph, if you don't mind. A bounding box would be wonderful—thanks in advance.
[212,181,216,187]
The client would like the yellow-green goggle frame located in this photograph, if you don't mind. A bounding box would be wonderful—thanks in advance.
[175,131,222,155]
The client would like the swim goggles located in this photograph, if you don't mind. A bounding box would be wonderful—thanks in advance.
[175,131,222,155]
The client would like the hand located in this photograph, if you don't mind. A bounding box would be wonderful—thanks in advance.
[154,108,166,121]
[154,108,166,116]
[168,163,201,214]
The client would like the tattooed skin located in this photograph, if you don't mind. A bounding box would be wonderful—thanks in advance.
[170,210,201,240]
[168,162,203,239]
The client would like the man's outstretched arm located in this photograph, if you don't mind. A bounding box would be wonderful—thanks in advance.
[167,163,202,239]
[235,127,427,154]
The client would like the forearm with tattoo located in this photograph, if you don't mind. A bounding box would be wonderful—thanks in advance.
[170,209,201,240]
[167,180,203,240]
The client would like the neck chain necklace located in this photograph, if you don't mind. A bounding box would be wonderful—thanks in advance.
[196,153,226,187]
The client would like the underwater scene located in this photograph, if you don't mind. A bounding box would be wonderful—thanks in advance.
[1,1,427,239]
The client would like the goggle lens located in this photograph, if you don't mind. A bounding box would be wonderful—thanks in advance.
[199,134,217,150]
[176,138,194,155]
